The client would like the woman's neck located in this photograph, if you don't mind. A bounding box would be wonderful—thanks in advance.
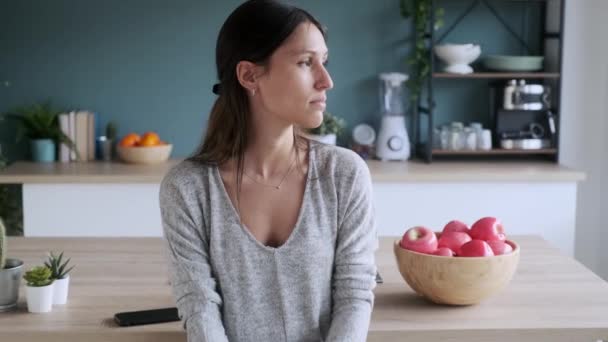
[243,125,296,180]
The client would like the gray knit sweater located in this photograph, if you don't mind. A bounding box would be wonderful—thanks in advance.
[159,141,377,342]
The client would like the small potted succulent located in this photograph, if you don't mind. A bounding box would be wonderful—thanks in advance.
[0,218,24,312]
[306,111,346,145]
[97,121,117,161]
[23,265,54,313]
[45,251,75,305]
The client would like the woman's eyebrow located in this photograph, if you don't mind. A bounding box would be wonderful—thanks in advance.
[290,49,329,57]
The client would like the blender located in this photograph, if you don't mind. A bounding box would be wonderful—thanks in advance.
[376,72,410,161]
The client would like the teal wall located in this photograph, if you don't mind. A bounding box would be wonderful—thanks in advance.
[0,0,541,160]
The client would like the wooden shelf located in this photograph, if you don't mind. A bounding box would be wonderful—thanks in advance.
[433,72,561,79]
[432,148,557,156]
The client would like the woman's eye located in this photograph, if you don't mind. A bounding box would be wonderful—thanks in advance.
[298,59,313,67]
[323,60,329,67]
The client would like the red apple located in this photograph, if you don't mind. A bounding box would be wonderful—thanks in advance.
[400,226,438,254]
[433,247,454,257]
[458,240,495,257]
[470,217,506,241]
[487,240,513,255]
[438,231,471,255]
[442,220,469,234]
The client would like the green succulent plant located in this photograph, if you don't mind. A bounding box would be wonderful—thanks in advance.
[23,266,53,287]
[307,112,346,136]
[106,121,117,141]
[44,251,75,280]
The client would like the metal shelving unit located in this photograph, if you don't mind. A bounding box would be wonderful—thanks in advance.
[413,0,565,163]
[433,72,560,79]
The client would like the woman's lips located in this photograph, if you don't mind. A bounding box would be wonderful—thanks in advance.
[310,99,326,109]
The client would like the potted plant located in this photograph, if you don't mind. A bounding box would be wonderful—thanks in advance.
[45,251,74,305]
[23,265,54,313]
[306,111,346,145]
[2,101,79,162]
[0,218,24,312]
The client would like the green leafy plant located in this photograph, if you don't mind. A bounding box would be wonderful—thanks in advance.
[0,118,23,237]
[0,146,22,236]
[307,112,346,136]
[23,266,53,287]
[2,101,80,160]
[400,0,444,101]
[44,251,75,279]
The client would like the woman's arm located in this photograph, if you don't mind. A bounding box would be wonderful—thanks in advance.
[159,175,229,342]
[326,158,378,342]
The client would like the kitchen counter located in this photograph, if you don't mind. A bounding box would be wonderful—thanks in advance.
[1,236,607,342]
[0,159,586,257]
[0,159,585,184]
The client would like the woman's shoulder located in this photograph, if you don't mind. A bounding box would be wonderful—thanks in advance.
[310,140,369,179]
[160,157,215,191]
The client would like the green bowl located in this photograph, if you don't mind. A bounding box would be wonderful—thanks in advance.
[482,55,544,71]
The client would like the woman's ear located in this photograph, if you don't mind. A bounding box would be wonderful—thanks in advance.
[236,61,260,94]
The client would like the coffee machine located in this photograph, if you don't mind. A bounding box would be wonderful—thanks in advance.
[491,79,557,149]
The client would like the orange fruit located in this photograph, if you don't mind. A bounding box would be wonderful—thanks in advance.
[119,133,141,147]
[139,132,161,147]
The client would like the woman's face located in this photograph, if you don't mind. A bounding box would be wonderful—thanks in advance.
[255,22,333,129]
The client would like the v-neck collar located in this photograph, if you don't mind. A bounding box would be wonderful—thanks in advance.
[213,141,316,253]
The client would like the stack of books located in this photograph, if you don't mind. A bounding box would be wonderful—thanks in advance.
[57,111,97,162]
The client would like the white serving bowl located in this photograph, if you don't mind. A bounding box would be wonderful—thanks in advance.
[116,144,173,164]
[434,44,481,74]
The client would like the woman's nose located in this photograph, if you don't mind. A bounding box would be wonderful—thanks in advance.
[316,65,333,90]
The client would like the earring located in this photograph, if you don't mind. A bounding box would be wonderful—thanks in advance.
[251,88,256,96]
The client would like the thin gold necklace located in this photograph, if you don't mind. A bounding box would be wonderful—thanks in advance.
[243,150,297,190]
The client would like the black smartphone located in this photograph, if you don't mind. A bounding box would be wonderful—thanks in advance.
[375,271,383,284]
[114,307,180,327]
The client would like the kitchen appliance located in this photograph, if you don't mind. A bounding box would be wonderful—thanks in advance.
[503,79,550,111]
[376,72,410,161]
[491,79,557,149]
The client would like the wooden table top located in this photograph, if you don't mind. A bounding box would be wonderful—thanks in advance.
[1,235,607,342]
[0,159,585,184]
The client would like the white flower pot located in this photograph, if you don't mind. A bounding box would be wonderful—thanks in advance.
[26,283,54,313]
[306,133,337,145]
[52,275,70,305]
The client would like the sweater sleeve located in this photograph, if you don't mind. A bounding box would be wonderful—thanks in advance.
[159,173,229,342]
[326,158,378,342]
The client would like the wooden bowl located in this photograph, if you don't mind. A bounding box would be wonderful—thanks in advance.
[393,237,520,305]
[116,144,173,164]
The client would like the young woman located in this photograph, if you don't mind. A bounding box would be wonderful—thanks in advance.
[159,1,377,341]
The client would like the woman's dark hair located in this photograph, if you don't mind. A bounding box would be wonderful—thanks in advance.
[189,0,326,195]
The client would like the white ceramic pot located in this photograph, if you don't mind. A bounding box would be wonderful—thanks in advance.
[26,283,54,313]
[52,275,70,305]
[306,133,337,145]
[434,44,481,74]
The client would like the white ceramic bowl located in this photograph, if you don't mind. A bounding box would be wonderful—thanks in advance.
[434,44,481,74]
[116,144,173,164]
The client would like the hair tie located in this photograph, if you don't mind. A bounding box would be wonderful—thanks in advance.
[212,83,221,95]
